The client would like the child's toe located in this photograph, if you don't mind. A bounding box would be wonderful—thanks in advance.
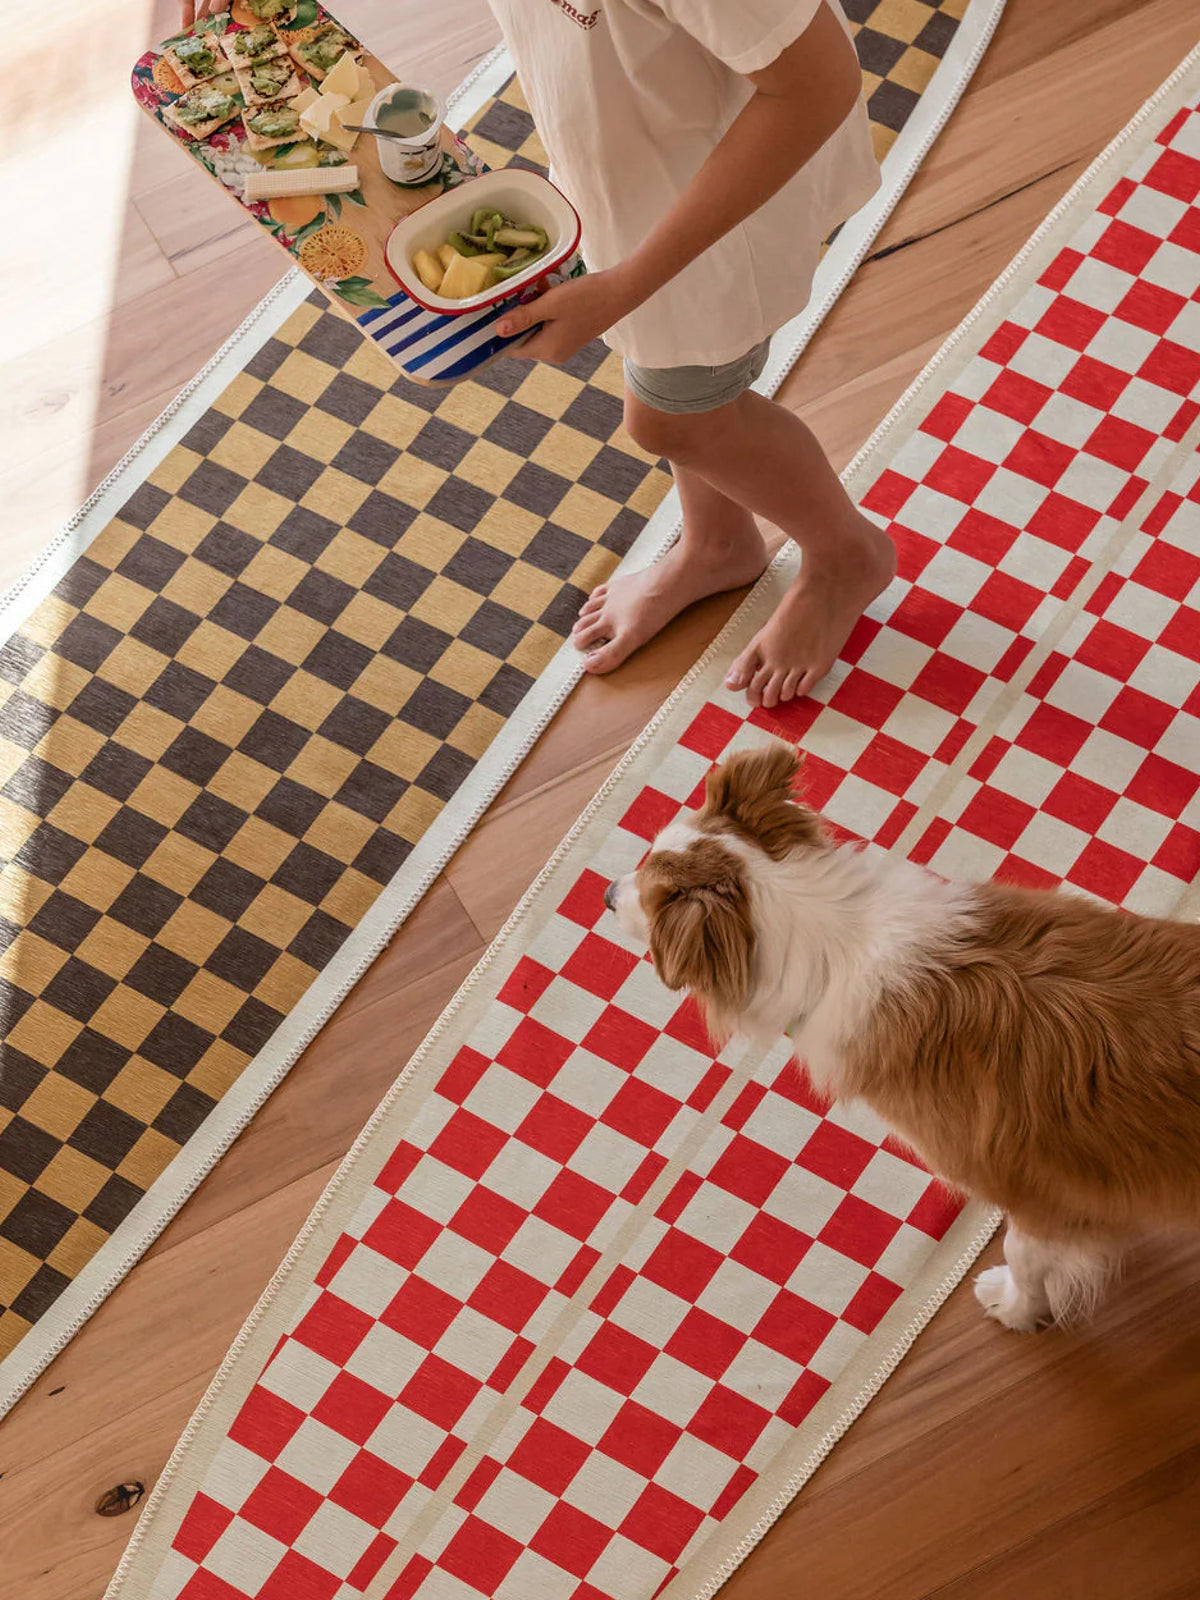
[574,617,610,648]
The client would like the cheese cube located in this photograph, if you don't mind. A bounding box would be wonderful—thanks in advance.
[320,52,365,99]
[301,91,350,134]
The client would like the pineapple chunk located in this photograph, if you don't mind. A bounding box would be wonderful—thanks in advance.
[436,242,458,271]
[438,251,506,299]
[413,248,444,293]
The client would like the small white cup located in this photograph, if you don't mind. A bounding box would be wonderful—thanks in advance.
[368,86,447,186]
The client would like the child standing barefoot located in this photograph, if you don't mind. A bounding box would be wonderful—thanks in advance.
[493,0,896,709]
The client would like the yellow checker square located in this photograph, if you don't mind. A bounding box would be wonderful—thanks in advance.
[871,122,899,162]
[209,750,279,814]
[103,1057,180,1124]
[148,499,218,557]
[456,440,524,499]
[514,365,586,420]
[272,348,339,406]
[571,542,622,596]
[590,350,629,401]
[178,618,254,682]
[148,446,201,498]
[61,849,135,914]
[189,1038,251,1101]
[0,738,27,790]
[0,794,41,858]
[269,670,344,731]
[285,408,357,465]
[40,715,106,777]
[383,513,457,575]
[22,595,76,650]
[240,543,311,604]
[0,930,69,996]
[0,866,53,927]
[76,919,151,984]
[117,1127,179,1191]
[375,453,449,512]
[212,370,263,421]
[83,573,157,637]
[328,591,397,653]
[48,782,123,844]
[359,393,428,452]
[144,831,218,897]
[109,700,183,764]
[433,382,508,438]
[410,575,484,636]
[126,766,200,832]
[34,1146,111,1213]
[430,638,503,702]
[162,558,235,620]
[509,621,563,678]
[352,655,421,714]
[629,466,673,518]
[255,949,320,1015]
[88,985,165,1053]
[890,44,940,93]
[383,785,442,845]
[360,719,438,783]
[319,866,382,929]
[84,520,142,576]
[16,1070,94,1137]
[0,1310,31,1360]
[532,423,604,482]
[224,814,296,880]
[47,1217,107,1280]
[23,653,91,715]
[446,702,505,763]
[304,801,375,863]
[213,419,280,482]
[254,606,327,666]
[100,636,172,700]
[939,0,967,18]
[190,683,263,749]
[300,466,374,526]
[316,530,388,590]
[224,481,294,541]
[0,1168,25,1228]
[285,734,359,798]
[868,0,938,41]
[175,969,246,1035]
[342,337,395,387]
[490,561,563,620]
[0,1240,38,1310]
[465,134,517,174]
[609,422,658,466]
[241,883,317,948]
[157,899,235,968]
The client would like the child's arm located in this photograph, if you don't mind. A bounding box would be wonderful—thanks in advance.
[499,1,863,361]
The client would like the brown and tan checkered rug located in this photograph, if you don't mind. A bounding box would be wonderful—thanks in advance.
[0,0,1004,1413]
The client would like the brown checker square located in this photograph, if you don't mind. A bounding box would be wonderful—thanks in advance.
[40,956,118,1025]
[28,887,106,950]
[212,418,286,482]
[161,559,236,621]
[177,867,261,940]
[374,453,451,513]
[362,720,439,786]
[532,423,605,483]
[187,1039,255,1103]
[427,639,500,703]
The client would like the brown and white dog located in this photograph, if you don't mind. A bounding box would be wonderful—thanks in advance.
[604,743,1200,1332]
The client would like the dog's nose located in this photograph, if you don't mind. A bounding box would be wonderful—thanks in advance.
[603,881,617,913]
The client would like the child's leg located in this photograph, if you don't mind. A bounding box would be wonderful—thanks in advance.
[572,462,767,673]
[580,385,894,706]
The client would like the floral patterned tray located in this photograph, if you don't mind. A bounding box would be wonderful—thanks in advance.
[131,1,565,385]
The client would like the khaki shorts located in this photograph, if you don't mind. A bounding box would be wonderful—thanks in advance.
[623,338,771,415]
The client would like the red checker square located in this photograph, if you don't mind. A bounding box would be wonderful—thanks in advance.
[1042,772,1116,834]
[451,1185,527,1253]
[979,321,1029,364]
[178,1575,248,1600]
[753,1289,837,1366]
[829,669,904,728]
[434,1047,491,1105]
[384,1555,433,1600]
[1068,838,1146,902]
[1154,822,1200,881]
[947,508,1021,568]
[779,1368,831,1427]
[680,703,742,759]
[578,1321,659,1395]
[892,523,941,584]
[956,786,1036,850]
[257,1551,340,1600]
[558,868,610,929]
[907,1180,965,1239]
[1170,205,1200,254]
[620,786,681,841]
[1097,172,1137,215]
[428,1108,508,1181]
[497,959,555,1014]
[488,1333,535,1392]
[666,993,716,1052]
[778,1061,835,1116]
[982,367,1053,424]
[602,1076,681,1148]
[1146,146,1200,200]
[1107,477,1148,523]
[1060,353,1131,411]
[1085,414,1158,472]
[1116,278,1187,335]
[241,1466,323,1544]
[399,1353,480,1430]
[968,737,1008,784]
[509,1416,593,1495]
[349,1534,397,1592]
[469,1259,548,1333]
[314,1371,392,1447]
[600,1398,681,1477]
[1038,245,1084,292]
[439,1516,523,1592]
[972,572,1041,633]
[712,1463,757,1523]
[708,1133,790,1208]
[688,1383,773,1461]
[656,1169,702,1226]
[1144,489,1184,537]
[363,1199,442,1272]
[535,1168,613,1241]
[876,797,918,850]
[456,1458,502,1513]
[909,814,951,865]
[1139,336,1200,396]
[332,1449,413,1525]
[173,1494,234,1564]
[754,693,822,745]
[556,1243,601,1297]
[1100,687,1176,748]
[923,444,997,503]
[228,1385,307,1462]
[1035,294,1106,351]
[842,1271,904,1334]
[1086,570,1123,616]
[819,1195,902,1267]
[731,1210,812,1285]
[583,1005,659,1070]
[1025,491,1102,554]
[383,1274,460,1348]
[861,468,917,519]
[1091,217,1162,275]
[315,1232,356,1290]
[722,1081,766,1133]
[621,1483,707,1563]
[518,1092,592,1162]
[995,854,1062,890]
[623,1151,668,1205]
[1075,617,1152,681]
[889,585,964,648]
[1161,607,1200,667]
[798,1120,877,1187]
[292,1290,373,1367]
[531,1502,613,1578]
[420,1435,467,1489]
[562,933,640,1000]
[1016,702,1092,764]
[1003,428,1076,489]
[497,1016,576,1087]
[1132,540,1200,601]
[922,391,973,441]
[688,1063,731,1113]
[911,653,985,717]
[666,1306,745,1380]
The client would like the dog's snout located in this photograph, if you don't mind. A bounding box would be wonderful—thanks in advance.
[603,880,617,913]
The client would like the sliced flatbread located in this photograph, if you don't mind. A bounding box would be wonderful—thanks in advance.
[161,83,242,141]
[162,34,224,88]
[240,0,298,23]
[219,24,286,66]
[240,98,308,150]
[235,57,304,107]
[284,22,363,83]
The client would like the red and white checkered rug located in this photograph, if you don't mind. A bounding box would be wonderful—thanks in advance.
[109,53,1200,1600]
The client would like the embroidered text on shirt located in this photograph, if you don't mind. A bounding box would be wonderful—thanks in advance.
[549,0,601,29]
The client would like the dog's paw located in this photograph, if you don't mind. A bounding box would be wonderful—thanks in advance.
[974,1265,1043,1332]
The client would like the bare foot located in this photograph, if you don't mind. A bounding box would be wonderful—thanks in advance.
[725,516,896,708]
[573,527,768,673]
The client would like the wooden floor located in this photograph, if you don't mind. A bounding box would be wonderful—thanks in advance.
[4,2,1200,1597]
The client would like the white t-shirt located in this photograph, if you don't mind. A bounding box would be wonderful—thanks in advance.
[486,0,881,367]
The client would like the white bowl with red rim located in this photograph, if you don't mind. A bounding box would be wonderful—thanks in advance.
[384,167,581,315]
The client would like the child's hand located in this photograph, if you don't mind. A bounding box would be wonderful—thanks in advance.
[181,0,230,26]
[497,270,635,364]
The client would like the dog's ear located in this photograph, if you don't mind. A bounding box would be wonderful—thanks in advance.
[703,743,823,859]
[645,863,755,1027]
